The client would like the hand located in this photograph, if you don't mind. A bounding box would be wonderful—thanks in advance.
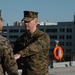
[14,54,21,60]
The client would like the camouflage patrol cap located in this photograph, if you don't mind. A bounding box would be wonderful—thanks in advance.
[22,11,38,21]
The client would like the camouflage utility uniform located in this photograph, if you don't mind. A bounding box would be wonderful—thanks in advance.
[14,28,50,75]
[0,36,18,75]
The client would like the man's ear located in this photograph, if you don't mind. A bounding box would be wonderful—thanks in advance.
[35,18,38,23]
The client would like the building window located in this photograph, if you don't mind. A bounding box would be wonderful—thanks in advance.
[66,35,72,39]
[20,29,25,33]
[59,42,64,46]
[9,35,18,39]
[59,28,65,32]
[66,42,72,46]
[66,49,71,53]
[2,29,7,33]
[39,29,44,31]
[9,29,19,33]
[66,28,72,32]
[46,29,57,32]
[59,35,64,39]
[50,42,56,46]
[49,35,57,39]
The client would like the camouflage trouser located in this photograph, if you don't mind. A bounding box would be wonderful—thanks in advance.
[27,70,49,75]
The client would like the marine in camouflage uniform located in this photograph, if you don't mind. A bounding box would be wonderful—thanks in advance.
[0,14,18,75]
[14,11,50,75]
[0,36,18,75]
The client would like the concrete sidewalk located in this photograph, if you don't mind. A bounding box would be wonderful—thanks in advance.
[49,66,75,75]
[17,66,75,75]
[6,66,75,75]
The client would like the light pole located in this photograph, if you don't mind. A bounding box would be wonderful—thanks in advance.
[55,40,59,46]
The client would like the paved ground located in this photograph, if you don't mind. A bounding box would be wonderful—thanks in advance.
[6,66,75,75]
[49,66,75,75]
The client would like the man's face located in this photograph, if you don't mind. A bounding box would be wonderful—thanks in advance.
[24,18,37,31]
[0,20,2,31]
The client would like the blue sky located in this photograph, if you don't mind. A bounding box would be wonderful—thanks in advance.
[0,0,75,25]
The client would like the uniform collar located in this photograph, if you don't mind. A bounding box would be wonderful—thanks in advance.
[31,28,38,37]
[26,28,38,37]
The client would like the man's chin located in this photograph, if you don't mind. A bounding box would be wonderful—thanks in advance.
[25,28,30,31]
[0,30,2,33]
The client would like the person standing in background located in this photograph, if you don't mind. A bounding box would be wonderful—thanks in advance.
[14,10,50,75]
